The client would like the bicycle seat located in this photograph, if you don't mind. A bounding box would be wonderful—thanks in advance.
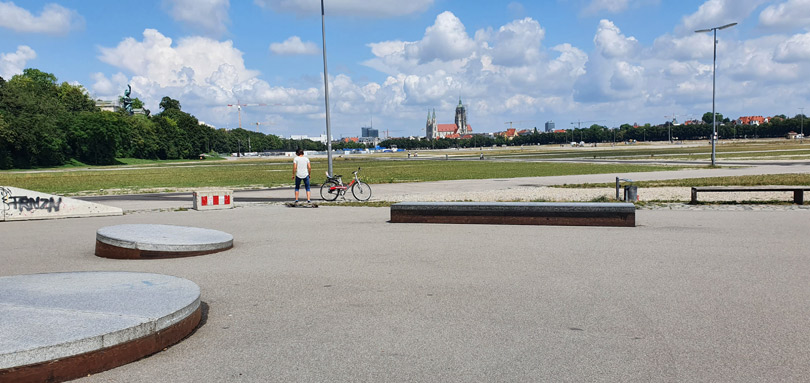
[333,175,342,179]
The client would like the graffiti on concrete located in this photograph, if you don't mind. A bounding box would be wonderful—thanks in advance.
[1,187,10,210]
[1,188,63,213]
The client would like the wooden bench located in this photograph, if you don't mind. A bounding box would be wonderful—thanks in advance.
[690,186,810,205]
[390,202,636,227]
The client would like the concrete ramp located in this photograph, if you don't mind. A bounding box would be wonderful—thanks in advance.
[1,186,123,222]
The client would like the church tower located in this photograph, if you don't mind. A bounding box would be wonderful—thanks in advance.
[426,109,437,139]
[455,97,468,135]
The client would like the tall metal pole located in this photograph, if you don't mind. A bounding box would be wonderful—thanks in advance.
[696,22,736,167]
[321,0,333,176]
[711,28,717,166]
[800,107,805,143]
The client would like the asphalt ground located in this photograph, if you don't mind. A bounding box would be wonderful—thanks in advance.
[2,170,810,381]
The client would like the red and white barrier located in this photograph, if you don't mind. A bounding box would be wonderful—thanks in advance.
[193,190,234,210]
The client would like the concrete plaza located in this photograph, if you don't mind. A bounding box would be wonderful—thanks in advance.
[2,191,809,381]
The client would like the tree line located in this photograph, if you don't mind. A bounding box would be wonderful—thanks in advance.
[0,69,327,169]
[381,113,807,150]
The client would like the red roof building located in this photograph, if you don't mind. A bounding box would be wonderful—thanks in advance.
[434,123,472,139]
[736,116,767,125]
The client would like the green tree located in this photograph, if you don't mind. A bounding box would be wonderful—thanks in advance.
[159,96,181,112]
[67,111,124,165]
[702,112,723,124]
[58,82,97,113]
[0,69,68,168]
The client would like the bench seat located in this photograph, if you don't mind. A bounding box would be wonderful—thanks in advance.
[690,186,810,204]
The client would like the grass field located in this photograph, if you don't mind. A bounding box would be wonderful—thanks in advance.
[0,158,678,195]
[1,140,807,195]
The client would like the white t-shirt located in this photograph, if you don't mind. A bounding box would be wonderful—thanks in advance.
[294,156,310,178]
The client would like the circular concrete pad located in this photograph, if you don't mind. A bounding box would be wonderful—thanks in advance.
[0,272,201,382]
[96,224,233,259]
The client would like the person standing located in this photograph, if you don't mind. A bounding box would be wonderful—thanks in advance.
[292,148,311,203]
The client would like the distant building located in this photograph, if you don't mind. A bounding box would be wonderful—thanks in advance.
[455,98,469,135]
[736,116,767,125]
[425,98,473,139]
[361,127,379,138]
[95,100,120,113]
[545,121,555,133]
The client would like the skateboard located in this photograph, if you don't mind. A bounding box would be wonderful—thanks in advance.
[285,201,319,208]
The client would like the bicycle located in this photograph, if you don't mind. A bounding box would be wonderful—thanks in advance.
[320,167,372,201]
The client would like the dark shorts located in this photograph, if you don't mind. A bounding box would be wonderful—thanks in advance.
[295,176,310,192]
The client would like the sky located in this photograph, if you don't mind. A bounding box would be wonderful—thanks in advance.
[1,0,809,139]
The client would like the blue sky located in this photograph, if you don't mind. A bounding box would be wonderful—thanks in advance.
[1,0,809,138]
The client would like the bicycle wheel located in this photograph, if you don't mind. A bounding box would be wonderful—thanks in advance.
[351,181,372,201]
[320,180,340,201]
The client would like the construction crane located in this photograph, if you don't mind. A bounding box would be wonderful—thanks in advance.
[569,120,606,142]
[226,101,268,130]
[504,120,531,130]
[383,129,403,140]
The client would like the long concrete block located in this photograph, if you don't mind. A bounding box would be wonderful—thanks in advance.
[1,186,122,222]
[390,202,636,227]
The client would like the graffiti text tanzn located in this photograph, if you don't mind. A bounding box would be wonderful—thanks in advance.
[5,195,63,213]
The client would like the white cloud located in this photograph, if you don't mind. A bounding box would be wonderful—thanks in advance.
[489,18,545,67]
[594,19,638,59]
[759,0,810,30]
[270,36,319,55]
[0,45,36,79]
[774,32,810,62]
[163,0,230,37]
[95,29,263,115]
[98,29,259,88]
[253,0,434,17]
[653,33,714,60]
[679,0,766,33]
[361,12,476,75]
[0,2,83,34]
[90,72,129,98]
[414,11,477,63]
[362,12,589,123]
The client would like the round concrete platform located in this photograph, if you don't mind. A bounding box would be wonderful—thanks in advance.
[96,224,233,259]
[0,272,201,383]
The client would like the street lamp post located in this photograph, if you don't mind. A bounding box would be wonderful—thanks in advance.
[696,22,737,166]
[321,0,333,176]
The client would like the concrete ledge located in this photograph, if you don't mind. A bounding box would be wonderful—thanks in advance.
[0,272,201,383]
[96,224,233,259]
[1,186,122,222]
[390,202,636,227]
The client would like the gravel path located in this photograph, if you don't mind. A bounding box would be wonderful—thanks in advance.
[382,186,796,203]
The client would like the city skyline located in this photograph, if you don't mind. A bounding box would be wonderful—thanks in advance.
[1,0,808,138]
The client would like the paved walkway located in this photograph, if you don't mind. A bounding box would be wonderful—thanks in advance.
[1,163,808,382]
